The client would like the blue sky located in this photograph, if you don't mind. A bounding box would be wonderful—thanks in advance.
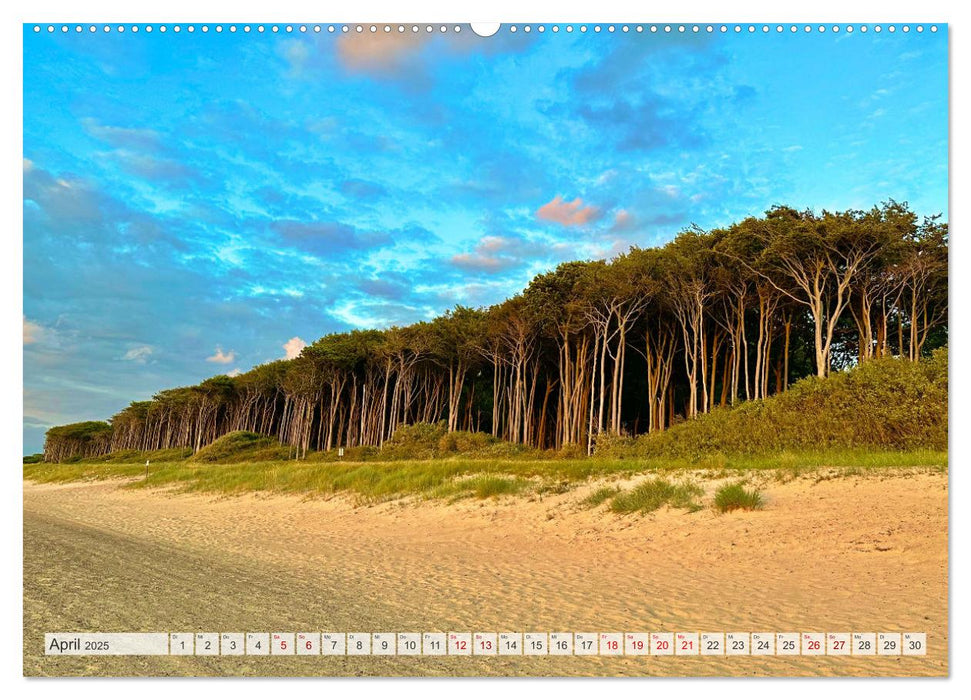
[23,24,948,453]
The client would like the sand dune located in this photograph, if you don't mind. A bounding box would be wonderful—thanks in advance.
[23,469,947,676]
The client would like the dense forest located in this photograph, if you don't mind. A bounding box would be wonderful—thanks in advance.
[43,202,948,462]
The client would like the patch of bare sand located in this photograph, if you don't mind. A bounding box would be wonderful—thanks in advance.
[23,469,947,676]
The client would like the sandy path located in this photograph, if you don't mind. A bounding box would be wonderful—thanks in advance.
[23,470,948,676]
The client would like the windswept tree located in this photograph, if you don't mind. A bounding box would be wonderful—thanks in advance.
[44,421,113,462]
[430,306,486,433]
[523,261,593,449]
[751,207,886,376]
[664,230,715,417]
[893,216,948,360]
[625,247,676,431]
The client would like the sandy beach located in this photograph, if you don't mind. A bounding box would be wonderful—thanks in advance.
[23,469,948,676]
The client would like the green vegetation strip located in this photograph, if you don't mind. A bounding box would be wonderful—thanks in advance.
[24,449,946,506]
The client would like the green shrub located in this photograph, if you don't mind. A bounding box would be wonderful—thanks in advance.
[593,432,635,456]
[610,478,703,514]
[379,422,534,460]
[22,454,43,464]
[191,431,283,463]
[613,350,947,460]
[248,446,296,461]
[556,443,587,459]
[438,430,499,454]
[381,422,449,459]
[713,482,765,513]
[347,445,381,460]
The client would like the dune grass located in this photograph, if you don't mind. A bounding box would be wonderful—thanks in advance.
[23,448,946,506]
[713,482,765,513]
[609,478,704,514]
[581,486,622,508]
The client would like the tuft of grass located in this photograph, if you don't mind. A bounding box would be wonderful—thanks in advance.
[427,475,528,501]
[469,475,527,499]
[535,481,572,496]
[581,486,621,508]
[713,482,764,513]
[610,478,703,514]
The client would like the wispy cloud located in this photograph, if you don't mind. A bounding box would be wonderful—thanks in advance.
[82,119,162,151]
[122,345,153,363]
[450,232,577,275]
[271,221,393,257]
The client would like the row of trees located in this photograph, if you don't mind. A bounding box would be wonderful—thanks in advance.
[42,422,113,463]
[44,202,948,461]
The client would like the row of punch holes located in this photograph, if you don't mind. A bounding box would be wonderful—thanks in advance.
[33,24,939,35]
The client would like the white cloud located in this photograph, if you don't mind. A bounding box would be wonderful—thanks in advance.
[122,345,154,363]
[206,347,236,364]
[283,336,307,360]
[23,316,44,344]
[227,368,242,377]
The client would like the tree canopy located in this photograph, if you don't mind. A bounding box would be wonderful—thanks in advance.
[44,202,947,462]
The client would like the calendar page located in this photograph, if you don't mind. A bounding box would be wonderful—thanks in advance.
[22,18,948,679]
